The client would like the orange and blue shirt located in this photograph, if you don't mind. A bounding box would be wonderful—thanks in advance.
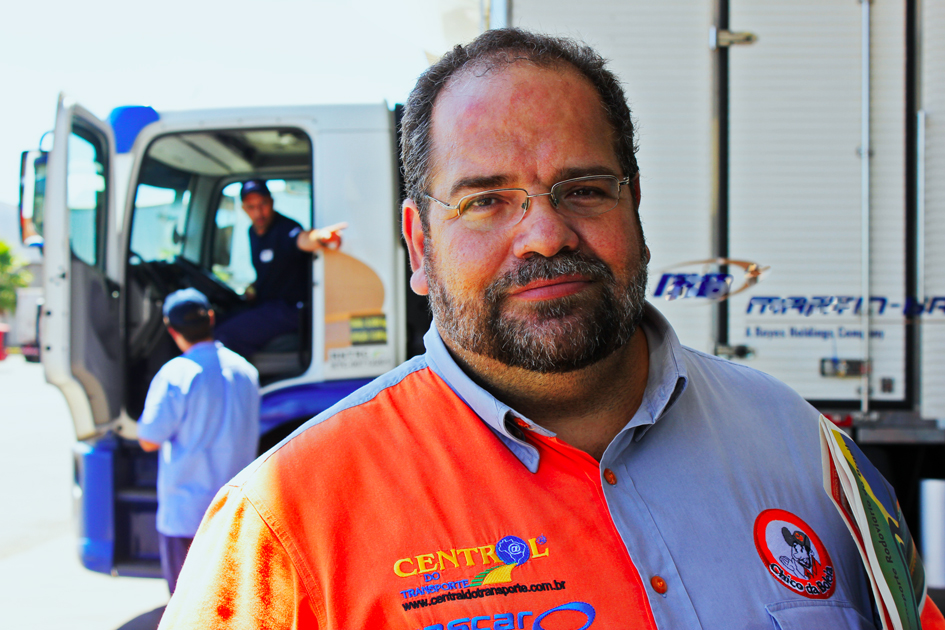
[159,304,944,629]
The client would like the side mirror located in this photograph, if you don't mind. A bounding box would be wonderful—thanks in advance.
[19,149,48,250]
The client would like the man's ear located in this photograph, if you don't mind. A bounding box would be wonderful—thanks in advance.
[402,198,429,296]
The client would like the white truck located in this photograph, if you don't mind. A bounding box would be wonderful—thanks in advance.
[19,97,430,575]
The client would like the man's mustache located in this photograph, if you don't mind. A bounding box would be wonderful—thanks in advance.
[485,251,614,303]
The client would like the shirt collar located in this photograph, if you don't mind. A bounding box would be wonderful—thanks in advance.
[422,302,689,471]
[630,302,689,441]
[184,340,218,356]
[423,325,545,472]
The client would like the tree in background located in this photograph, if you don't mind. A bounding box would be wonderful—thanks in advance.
[0,239,32,315]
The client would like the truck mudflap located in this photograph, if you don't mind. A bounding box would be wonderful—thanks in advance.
[73,437,116,575]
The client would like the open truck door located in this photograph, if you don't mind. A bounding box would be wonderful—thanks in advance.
[22,100,407,577]
[41,94,122,440]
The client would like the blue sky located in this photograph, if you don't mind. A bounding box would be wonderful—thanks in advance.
[0,0,481,205]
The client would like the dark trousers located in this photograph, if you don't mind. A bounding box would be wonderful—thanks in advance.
[215,300,300,358]
[159,533,193,595]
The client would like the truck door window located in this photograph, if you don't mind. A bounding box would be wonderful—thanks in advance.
[67,128,107,267]
[211,178,312,295]
[130,183,191,262]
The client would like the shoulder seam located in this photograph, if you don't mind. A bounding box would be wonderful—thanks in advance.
[250,356,431,468]
[682,345,766,373]
[680,345,807,401]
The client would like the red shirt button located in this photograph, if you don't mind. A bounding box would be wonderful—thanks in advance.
[603,468,617,485]
[651,575,668,594]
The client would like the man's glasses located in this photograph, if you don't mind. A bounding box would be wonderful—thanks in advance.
[425,175,632,232]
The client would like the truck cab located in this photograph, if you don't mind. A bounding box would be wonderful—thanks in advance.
[19,96,428,576]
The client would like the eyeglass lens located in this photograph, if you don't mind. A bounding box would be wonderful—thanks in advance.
[457,177,622,231]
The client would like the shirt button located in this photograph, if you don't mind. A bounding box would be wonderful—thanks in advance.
[651,575,668,595]
[603,468,617,485]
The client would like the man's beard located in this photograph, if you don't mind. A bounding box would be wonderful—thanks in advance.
[426,243,649,374]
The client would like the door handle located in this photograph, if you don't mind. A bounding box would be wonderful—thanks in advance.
[710,27,758,50]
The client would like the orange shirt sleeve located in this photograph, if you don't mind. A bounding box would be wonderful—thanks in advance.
[922,596,945,630]
[158,485,319,629]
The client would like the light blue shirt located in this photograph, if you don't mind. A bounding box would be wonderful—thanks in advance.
[138,340,260,537]
[416,303,878,629]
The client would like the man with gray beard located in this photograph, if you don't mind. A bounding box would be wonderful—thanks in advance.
[159,28,944,630]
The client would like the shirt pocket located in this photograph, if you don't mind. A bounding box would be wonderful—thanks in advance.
[766,600,877,630]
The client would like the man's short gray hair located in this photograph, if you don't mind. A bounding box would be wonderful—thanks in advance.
[400,28,640,225]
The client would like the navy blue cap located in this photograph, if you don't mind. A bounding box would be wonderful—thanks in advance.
[162,288,210,328]
[240,179,271,200]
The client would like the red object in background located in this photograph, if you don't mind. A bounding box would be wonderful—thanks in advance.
[823,412,854,427]
[0,323,9,361]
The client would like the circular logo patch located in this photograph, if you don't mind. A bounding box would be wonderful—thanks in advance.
[754,509,836,599]
[495,536,530,565]
[260,249,274,263]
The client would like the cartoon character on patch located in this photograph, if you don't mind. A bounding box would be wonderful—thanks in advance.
[470,536,532,586]
[779,527,821,580]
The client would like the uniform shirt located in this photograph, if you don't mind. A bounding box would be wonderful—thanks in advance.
[250,212,308,306]
[158,306,945,629]
[138,341,260,537]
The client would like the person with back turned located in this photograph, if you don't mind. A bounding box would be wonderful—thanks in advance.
[138,288,259,594]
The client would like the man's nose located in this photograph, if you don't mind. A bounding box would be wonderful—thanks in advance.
[511,194,580,259]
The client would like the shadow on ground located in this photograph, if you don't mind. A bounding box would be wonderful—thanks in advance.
[116,606,165,630]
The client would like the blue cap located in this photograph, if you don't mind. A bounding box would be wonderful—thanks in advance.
[240,179,271,200]
[162,288,210,328]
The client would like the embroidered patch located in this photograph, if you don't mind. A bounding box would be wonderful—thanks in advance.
[259,248,274,263]
[471,535,532,586]
[754,509,836,599]
[394,534,563,609]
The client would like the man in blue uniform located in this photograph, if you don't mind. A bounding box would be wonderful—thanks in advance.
[138,288,260,593]
[215,180,344,358]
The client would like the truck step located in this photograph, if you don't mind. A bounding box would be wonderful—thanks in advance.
[115,488,158,503]
[112,560,162,578]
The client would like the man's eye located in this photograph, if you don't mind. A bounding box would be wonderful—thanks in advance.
[461,194,507,214]
[565,186,607,200]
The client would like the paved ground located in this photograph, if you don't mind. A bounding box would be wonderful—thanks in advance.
[0,355,168,630]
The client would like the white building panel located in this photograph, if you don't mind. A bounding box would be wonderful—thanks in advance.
[921,0,945,421]
[726,0,905,402]
[868,0,907,403]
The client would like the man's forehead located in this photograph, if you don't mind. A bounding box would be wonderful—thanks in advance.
[428,62,616,187]
[242,192,271,205]
[434,62,600,130]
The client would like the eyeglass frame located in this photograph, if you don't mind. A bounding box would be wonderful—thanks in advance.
[424,174,634,224]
